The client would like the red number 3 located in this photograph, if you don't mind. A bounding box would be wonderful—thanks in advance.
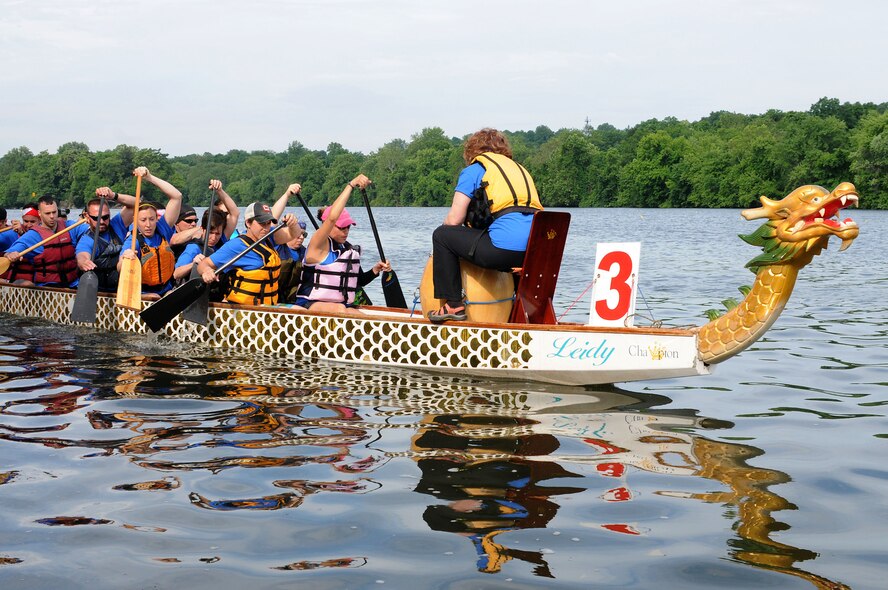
[595,250,633,321]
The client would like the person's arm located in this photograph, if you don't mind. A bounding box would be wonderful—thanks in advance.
[443,192,472,226]
[304,174,370,264]
[196,252,219,283]
[99,187,136,227]
[75,235,97,271]
[209,179,239,238]
[170,225,203,246]
[357,260,392,287]
[174,251,205,280]
[273,214,299,245]
[271,183,302,222]
[133,167,182,227]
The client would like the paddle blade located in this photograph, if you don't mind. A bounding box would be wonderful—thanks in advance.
[116,257,142,310]
[139,278,207,332]
[381,269,408,309]
[0,257,10,276]
[181,267,210,325]
[70,271,99,323]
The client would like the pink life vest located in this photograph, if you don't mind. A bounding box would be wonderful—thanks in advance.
[304,239,362,304]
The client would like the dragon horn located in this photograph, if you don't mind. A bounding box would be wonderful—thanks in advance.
[741,195,781,220]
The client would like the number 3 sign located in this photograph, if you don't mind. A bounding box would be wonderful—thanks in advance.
[588,243,641,327]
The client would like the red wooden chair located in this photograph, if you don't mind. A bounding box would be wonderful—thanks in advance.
[509,211,571,324]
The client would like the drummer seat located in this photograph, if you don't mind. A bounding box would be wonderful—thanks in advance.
[510,211,571,324]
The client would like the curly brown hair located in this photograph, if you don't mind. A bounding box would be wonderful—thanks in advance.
[462,128,512,164]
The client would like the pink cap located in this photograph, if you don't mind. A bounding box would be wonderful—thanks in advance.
[321,206,357,228]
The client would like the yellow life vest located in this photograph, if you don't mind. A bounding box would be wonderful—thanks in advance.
[225,235,281,306]
[471,152,543,217]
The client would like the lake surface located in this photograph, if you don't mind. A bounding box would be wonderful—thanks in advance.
[1,207,886,589]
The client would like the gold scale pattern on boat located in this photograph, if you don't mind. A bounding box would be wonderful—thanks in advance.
[0,288,535,372]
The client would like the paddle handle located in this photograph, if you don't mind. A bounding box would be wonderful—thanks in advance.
[295,192,319,230]
[130,175,142,250]
[360,188,386,262]
[201,188,216,257]
[14,217,88,257]
[88,197,106,260]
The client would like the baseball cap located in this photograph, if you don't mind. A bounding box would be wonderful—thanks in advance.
[297,220,307,230]
[245,202,276,224]
[321,206,357,229]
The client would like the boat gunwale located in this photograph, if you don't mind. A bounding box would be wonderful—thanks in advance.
[0,282,698,337]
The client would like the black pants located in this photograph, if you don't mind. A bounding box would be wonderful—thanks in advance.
[432,224,525,304]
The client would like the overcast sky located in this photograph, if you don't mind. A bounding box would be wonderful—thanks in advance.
[2,0,886,157]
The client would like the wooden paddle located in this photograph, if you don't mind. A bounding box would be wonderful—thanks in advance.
[360,188,407,309]
[116,175,142,310]
[70,197,106,323]
[182,189,217,325]
[140,223,288,332]
[0,217,87,276]
[295,190,372,306]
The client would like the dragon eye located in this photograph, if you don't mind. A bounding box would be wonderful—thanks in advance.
[812,197,821,203]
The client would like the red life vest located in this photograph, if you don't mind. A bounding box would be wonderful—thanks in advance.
[10,223,78,285]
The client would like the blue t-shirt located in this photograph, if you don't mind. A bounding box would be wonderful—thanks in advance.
[75,215,128,257]
[175,242,222,269]
[279,244,305,263]
[119,217,175,259]
[0,228,17,252]
[454,163,534,252]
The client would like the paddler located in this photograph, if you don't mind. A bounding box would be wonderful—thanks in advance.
[74,188,137,292]
[428,128,543,323]
[169,179,241,256]
[196,202,301,306]
[292,174,391,314]
[3,195,90,286]
[116,167,183,299]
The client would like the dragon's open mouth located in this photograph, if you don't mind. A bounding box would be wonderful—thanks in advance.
[794,191,859,232]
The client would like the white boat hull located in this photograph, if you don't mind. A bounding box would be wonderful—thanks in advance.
[0,283,710,386]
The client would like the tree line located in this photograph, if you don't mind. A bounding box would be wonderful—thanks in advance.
[1,97,886,210]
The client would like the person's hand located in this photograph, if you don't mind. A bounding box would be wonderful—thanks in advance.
[286,183,301,196]
[201,268,217,284]
[11,220,22,235]
[209,179,223,191]
[121,248,137,260]
[133,166,149,178]
[373,259,392,275]
[95,187,115,199]
[192,253,206,265]
[5,251,21,263]
[350,174,371,190]
[282,214,298,230]
[79,258,97,272]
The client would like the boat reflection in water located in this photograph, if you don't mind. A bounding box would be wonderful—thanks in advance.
[0,330,848,588]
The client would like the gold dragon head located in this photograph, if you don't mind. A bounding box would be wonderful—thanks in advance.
[738,183,860,273]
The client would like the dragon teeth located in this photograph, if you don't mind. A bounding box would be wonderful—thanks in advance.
[819,208,826,217]
[841,196,847,206]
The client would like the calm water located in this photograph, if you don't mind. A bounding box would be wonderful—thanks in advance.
[1,207,886,590]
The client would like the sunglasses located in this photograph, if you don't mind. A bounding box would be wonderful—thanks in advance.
[180,218,198,224]
[89,214,111,221]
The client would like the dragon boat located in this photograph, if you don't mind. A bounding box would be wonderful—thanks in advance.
[0,183,859,386]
